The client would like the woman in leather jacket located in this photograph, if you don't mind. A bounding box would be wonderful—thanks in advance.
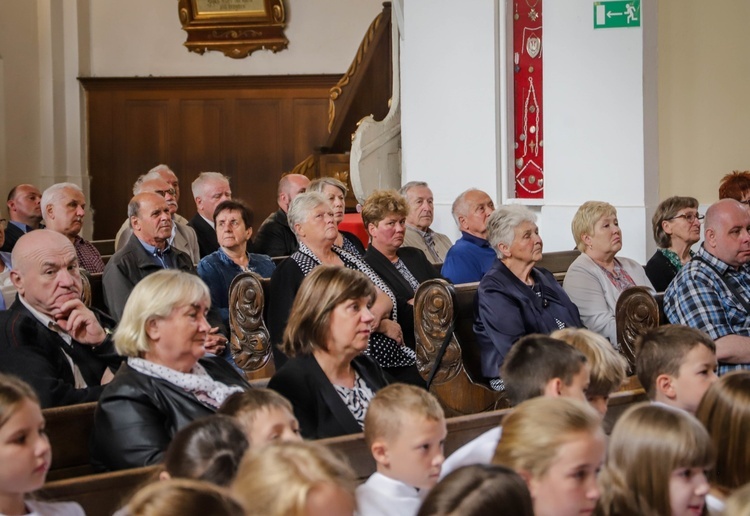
[90,270,249,471]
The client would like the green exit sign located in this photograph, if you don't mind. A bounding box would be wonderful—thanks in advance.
[594,0,641,29]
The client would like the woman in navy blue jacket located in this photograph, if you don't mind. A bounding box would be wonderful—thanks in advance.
[474,205,583,390]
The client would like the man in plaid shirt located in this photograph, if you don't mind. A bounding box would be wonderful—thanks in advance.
[42,183,105,274]
[664,198,750,375]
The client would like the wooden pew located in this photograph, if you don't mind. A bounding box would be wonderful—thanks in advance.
[38,387,646,516]
[537,249,580,285]
[40,466,157,516]
[91,239,115,257]
[615,286,665,371]
[79,270,107,315]
[228,272,275,380]
[44,402,97,481]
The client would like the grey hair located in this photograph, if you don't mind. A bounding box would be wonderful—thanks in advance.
[41,183,83,222]
[191,172,230,199]
[451,188,480,227]
[131,174,148,195]
[146,164,174,177]
[398,181,429,197]
[487,204,537,258]
[308,177,348,197]
[287,192,329,237]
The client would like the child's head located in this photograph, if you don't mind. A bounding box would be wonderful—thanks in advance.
[492,397,605,516]
[218,388,302,447]
[552,328,628,416]
[0,374,50,501]
[417,464,534,516]
[635,325,718,414]
[162,415,248,487]
[231,441,356,516]
[501,335,590,406]
[599,403,714,516]
[364,383,447,490]
[127,479,244,516]
[696,370,750,492]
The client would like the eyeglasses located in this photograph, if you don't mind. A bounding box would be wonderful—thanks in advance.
[669,213,704,223]
[153,188,177,197]
[741,200,750,206]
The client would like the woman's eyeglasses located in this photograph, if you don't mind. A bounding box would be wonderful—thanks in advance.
[669,213,704,223]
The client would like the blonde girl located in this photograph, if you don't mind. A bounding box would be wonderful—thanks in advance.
[0,373,83,516]
[596,403,714,516]
[492,396,606,516]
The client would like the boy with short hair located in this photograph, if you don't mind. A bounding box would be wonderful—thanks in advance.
[635,324,718,414]
[552,327,629,416]
[356,384,447,516]
[440,334,590,478]
[218,388,303,448]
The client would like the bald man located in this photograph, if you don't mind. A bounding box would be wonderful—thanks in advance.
[0,230,120,407]
[254,173,310,257]
[665,198,750,374]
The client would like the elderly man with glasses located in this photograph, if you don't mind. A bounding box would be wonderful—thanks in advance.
[665,198,750,376]
[114,173,200,265]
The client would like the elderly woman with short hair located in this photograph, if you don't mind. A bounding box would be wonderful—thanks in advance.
[362,190,440,355]
[267,192,418,383]
[197,199,275,328]
[645,196,702,292]
[90,270,249,471]
[308,177,366,255]
[268,266,390,439]
[563,201,653,346]
[475,205,582,389]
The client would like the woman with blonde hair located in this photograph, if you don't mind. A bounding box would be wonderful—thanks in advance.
[91,270,249,471]
[231,441,357,516]
[492,396,606,516]
[696,371,750,513]
[268,266,390,439]
[563,201,654,345]
[596,403,714,516]
[127,479,244,516]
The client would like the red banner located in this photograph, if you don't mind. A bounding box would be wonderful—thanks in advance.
[513,0,543,198]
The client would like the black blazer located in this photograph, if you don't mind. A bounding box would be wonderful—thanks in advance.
[0,300,122,408]
[645,250,677,293]
[268,353,390,440]
[364,246,441,348]
[188,213,220,258]
[0,222,25,253]
[254,209,298,257]
[90,357,250,471]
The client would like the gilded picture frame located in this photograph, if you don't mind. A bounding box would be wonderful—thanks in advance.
[178,0,288,59]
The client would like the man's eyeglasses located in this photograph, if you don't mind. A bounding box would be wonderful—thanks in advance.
[154,189,177,197]
[669,213,704,223]
[740,199,750,206]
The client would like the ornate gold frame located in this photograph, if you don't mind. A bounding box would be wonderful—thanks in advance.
[178,0,288,59]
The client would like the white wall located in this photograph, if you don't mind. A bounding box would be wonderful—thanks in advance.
[540,0,658,262]
[401,0,658,262]
[88,0,384,77]
[401,0,500,242]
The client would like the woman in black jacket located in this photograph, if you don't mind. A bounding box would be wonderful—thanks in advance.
[90,270,249,471]
[362,190,441,385]
[268,266,390,439]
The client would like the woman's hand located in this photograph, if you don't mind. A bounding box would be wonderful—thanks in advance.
[377,319,404,345]
[204,327,227,355]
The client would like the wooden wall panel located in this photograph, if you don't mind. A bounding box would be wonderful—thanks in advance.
[233,99,284,225]
[80,76,338,240]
